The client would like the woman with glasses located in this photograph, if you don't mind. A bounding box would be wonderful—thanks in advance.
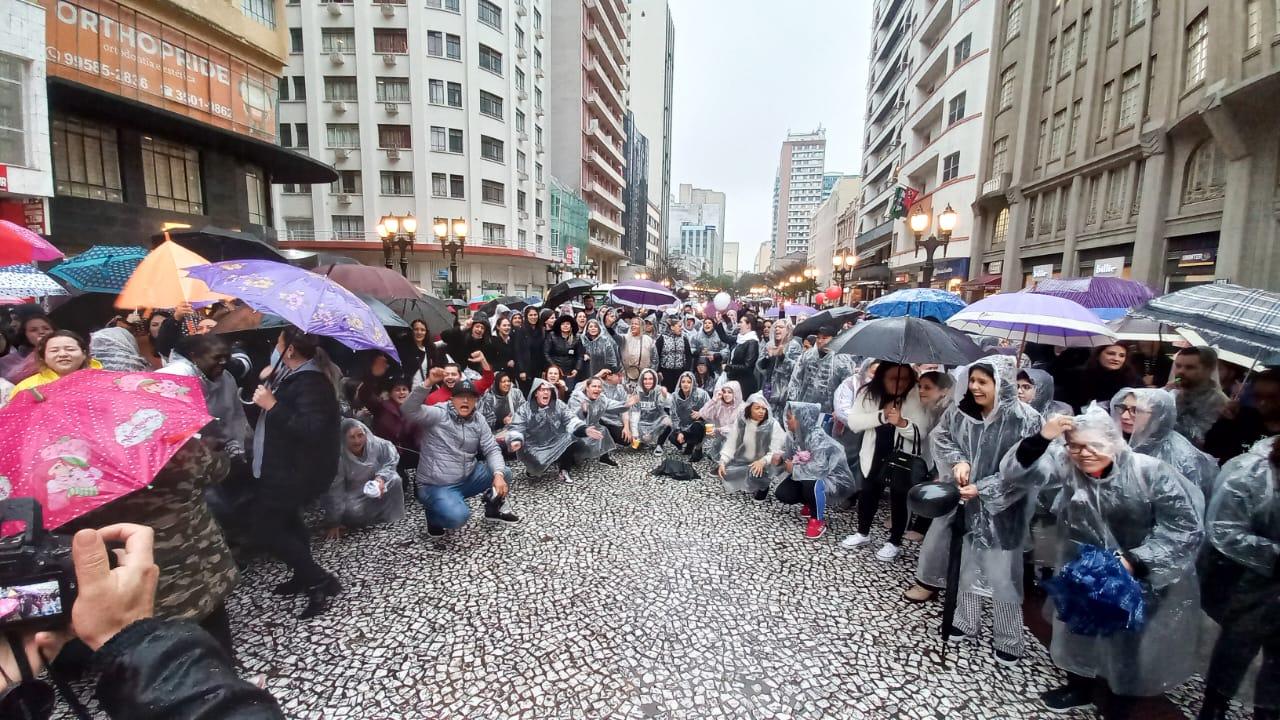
[1110,387,1218,505]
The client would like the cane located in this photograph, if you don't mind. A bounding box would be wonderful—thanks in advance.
[907,482,964,669]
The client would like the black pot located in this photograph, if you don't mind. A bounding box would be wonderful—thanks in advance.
[907,482,961,519]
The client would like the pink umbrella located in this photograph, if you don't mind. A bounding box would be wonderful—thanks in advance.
[0,220,64,266]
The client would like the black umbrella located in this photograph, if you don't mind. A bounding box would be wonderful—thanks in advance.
[543,278,595,312]
[791,306,859,338]
[49,292,122,337]
[829,316,982,365]
[154,226,288,262]
[386,296,454,337]
[907,482,965,669]
[480,295,528,316]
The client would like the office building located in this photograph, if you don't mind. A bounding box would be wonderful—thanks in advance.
[721,241,739,276]
[622,111,649,266]
[667,182,725,277]
[627,0,674,243]
[754,241,772,274]
[771,127,826,267]
[808,175,861,287]
[0,0,52,234]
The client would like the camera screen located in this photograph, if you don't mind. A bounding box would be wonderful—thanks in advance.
[0,579,63,626]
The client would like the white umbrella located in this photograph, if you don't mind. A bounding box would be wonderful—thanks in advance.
[947,292,1116,347]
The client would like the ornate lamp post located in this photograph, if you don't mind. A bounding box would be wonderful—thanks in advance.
[546,259,567,286]
[432,217,468,298]
[376,213,419,277]
[908,204,957,289]
[831,248,854,304]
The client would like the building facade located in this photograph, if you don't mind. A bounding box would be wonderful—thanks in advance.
[550,174,588,268]
[971,0,1280,293]
[273,0,553,298]
[627,0,674,245]
[754,239,771,274]
[547,0,629,281]
[721,241,739,276]
[622,110,648,266]
[667,182,725,277]
[771,127,827,267]
[807,175,862,287]
[0,0,53,235]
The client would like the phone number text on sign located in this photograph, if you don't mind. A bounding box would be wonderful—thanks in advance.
[48,50,151,91]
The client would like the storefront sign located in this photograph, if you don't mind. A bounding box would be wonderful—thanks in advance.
[23,198,48,234]
[0,165,8,192]
[987,260,1003,274]
[894,273,912,284]
[44,0,277,140]
[1092,256,1126,277]
[1032,264,1054,279]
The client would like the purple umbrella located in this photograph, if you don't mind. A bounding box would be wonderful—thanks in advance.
[1030,276,1155,309]
[610,279,678,310]
[186,260,399,361]
[783,304,818,317]
[947,292,1115,347]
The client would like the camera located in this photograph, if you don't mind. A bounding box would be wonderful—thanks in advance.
[0,499,76,633]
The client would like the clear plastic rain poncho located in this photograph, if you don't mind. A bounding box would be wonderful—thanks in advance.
[997,405,1205,696]
[507,378,586,474]
[479,383,526,432]
[786,345,857,414]
[628,369,671,445]
[322,419,406,528]
[1020,368,1073,419]
[580,318,621,377]
[783,401,859,501]
[698,380,744,459]
[572,381,630,461]
[759,333,803,417]
[720,392,785,494]
[1207,436,1279,577]
[691,322,727,361]
[1172,364,1229,446]
[1111,387,1218,507]
[669,371,710,429]
[922,354,1043,603]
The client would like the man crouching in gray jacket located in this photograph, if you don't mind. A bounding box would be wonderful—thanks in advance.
[403,380,519,536]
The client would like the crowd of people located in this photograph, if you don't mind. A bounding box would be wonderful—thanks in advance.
[0,293,1277,719]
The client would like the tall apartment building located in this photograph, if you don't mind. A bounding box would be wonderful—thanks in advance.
[667,183,726,277]
[856,0,999,294]
[770,128,827,268]
[273,0,552,299]
[622,111,649,266]
[628,0,675,243]
[970,0,1280,293]
[807,175,862,287]
[547,0,629,282]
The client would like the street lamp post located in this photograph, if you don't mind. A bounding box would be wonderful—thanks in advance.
[908,204,957,289]
[432,217,469,299]
[831,248,854,303]
[376,213,419,278]
[572,258,599,281]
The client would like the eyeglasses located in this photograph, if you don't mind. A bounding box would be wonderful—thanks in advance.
[1115,405,1151,417]
[1016,383,1035,392]
[1065,442,1107,456]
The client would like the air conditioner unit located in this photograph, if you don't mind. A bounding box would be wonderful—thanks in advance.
[518,132,528,143]
[537,218,546,226]
[333,100,348,113]
[335,193,351,205]
[518,171,529,181]
[535,143,544,154]
[329,52,345,65]
[334,148,351,160]
[382,54,396,66]
[327,2,342,15]
[535,108,543,118]
[535,68,544,79]
[384,101,399,114]
[380,2,395,16]
[517,47,527,59]
[535,29,544,40]
[519,211,530,220]
[518,90,528,101]
[386,147,401,160]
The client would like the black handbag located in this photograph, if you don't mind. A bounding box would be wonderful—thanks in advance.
[881,425,930,493]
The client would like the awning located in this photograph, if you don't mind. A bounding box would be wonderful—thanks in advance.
[960,273,1002,288]
[848,262,892,283]
[49,79,337,184]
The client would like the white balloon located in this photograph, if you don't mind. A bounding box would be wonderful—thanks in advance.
[713,292,731,311]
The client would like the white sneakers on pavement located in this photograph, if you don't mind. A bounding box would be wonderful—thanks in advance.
[840,533,871,549]
[875,542,901,562]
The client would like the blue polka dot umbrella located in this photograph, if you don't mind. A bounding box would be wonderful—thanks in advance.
[0,264,69,298]
[48,245,148,294]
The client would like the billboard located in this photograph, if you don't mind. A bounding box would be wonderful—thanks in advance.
[44,0,277,141]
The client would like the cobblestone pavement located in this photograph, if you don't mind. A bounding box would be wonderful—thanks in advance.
[225,453,1209,718]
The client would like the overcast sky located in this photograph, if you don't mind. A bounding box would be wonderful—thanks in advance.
[666,0,872,273]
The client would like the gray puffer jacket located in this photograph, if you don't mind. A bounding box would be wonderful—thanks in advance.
[403,385,506,486]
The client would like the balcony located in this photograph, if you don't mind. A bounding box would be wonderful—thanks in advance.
[586,58,626,112]
[587,28,626,88]
[877,0,907,31]
[587,180,626,212]
[589,209,625,238]
[586,119,625,164]
[587,16,624,61]
[585,0,626,50]
[856,219,895,254]
[978,173,1012,205]
[589,150,626,187]
[586,91,625,136]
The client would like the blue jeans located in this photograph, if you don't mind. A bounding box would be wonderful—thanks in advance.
[416,462,494,529]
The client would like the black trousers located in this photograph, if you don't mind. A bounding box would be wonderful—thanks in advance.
[605,423,627,446]
[199,602,236,662]
[856,472,910,545]
[1205,606,1280,710]
[659,368,684,392]
[247,498,329,588]
[774,477,815,511]
[669,422,706,452]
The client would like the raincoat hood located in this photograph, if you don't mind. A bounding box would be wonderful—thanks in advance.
[785,401,823,446]
[956,353,1018,423]
[675,370,699,399]
[637,368,662,395]
[1020,368,1058,414]
[1110,387,1177,452]
[89,327,150,372]
[529,377,559,408]
[742,391,771,423]
[1065,404,1130,467]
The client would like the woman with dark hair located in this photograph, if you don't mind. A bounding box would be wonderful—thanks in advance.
[399,319,442,387]
[480,371,527,449]
[489,316,518,375]
[691,357,715,390]
[9,330,102,398]
[1059,343,1140,413]
[580,318,620,377]
[543,315,582,389]
[724,312,762,397]
[541,365,571,402]
[0,313,54,383]
[839,362,928,563]
[249,329,343,619]
[513,306,549,395]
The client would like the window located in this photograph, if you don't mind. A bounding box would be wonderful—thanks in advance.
[1036,118,1048,165]
[1050,108,1067,158]
[482,222,505,245]
[376,77,410,102]
[1109,0,1122,42]
[1128,0,1146,29]
[517,189,527,212]
[429,79,445,104]
[1005,0,1023,41]
[479,91,504,119]
[332,170,361,194]
[1183,139,1227,203]
[516,150,527,172]
[518,229,527,248]
[51,116,123,201]
[292,77,307,100]
[481,179,505,204]
[991,136,1009,176]
[427,0,461,9]
[535,126,543,146]
[534,48,543,70]
[374,29,408,54]
[324,76,357,101]
[535,161,542,181]
[1079,11,1092,61]
[241,0,275,27]
[1060,24,1076,74]
[1056,187,1069,230]
[1117,65,1141,129]
[516,26,525,50]
[1247,0,1262,49]
[480,135,504,162]
[447,34,461,59]
[289,28,303,52]
[535,198,543,218]
[1046,39,1057,84]
[533,7,542,30]
[279,123,291,147]
[991,208,1010,245]
[998,65,1016,110]
[515,67,526,93]
[295,123,310,147]
[479,45,503,75]
[281,183,310,194]
[1105,166,1128,219]
[1098,81,1114,137]
[245,167,267,224]
[953,34,972,65]
[332,215,364,240]
[326,123,359,147]
[380,171,413,195]
[478,0,502,29]
[428,31,443,56]
[0,55,26,166]
[431,126,462,152]
[322,28,355,52]
[515,109,526,132]
[141,136,203,214]
[284,218,314,240]
[449,128,463,153]
[1026,196,1037,237]
[1130,160,1146,217]
[947,93,966,125]
[1068,100,1082,151]
[431,173,447,197]
[942,152,960,182]
[1040,193,1054,233]
[1086,175,1100,224]
[450,174,465,198]
[1143,56,1156,120]
[447,81,463,107]
[534,87,543,110]
[378,125,411,149]
[278,76,290,101]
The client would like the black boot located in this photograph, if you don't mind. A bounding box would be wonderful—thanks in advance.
[1196,691,1231,720]
[298,575,341,620]
[690,444,704,463]
[600,454,619,467]
[272,576,308,596]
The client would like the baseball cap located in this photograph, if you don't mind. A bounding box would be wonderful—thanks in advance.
[452,380,481,398]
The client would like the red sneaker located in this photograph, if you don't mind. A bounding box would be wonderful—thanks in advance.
[805,518,827,540]
[800,505,812,519]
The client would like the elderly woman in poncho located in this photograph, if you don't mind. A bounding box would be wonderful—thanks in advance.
[580,318,621,377]
[717,392,785,501]
[774,401,859,540]
[626,368,671,454]
[322,419,405,539]
[695,380,744,462]
[1110,387,1217,505]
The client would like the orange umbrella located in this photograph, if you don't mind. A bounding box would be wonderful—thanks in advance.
[114,240,230,309]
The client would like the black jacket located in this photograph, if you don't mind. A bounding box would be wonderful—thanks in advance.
[513,327,547,377]
[94,618,284,719]
[259,367,341,502]
[488,333,519,373]
[726,338,760,397]
[544,333,583,376]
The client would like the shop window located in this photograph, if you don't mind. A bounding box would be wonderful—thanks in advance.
[52,116,123,202]
[1182,139,1227,204]
[141,136,203,215]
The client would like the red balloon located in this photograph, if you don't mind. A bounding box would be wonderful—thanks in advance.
[826,286,843,302]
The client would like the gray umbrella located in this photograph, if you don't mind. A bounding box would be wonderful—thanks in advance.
[829,316,982,366]
[386,296,454,337]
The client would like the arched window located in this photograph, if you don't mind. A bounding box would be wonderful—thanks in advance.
[1182,139,1226,204]
[992,207,1010,245]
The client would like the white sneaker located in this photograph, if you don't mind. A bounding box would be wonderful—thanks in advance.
[875,542,901,562]
[840,533,871,549]
[559,469,573,483]
[653,446,664,456]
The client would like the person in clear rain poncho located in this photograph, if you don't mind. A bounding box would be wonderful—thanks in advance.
[573,377,634,467]
[920,354,1043,665]
[696,380,745,461]
[785,326,857,415]
[759,326,803,419]
[717,392,785,501]
[1198,436,1280,720]
[626,368,672,453]
[1017,368,1073,419]
[1110,387,1217,507]
[508,378,600,483]
[580,318,621,378]
[322,419,406,538]
[1169,347,1229,447]
[998,405,1204,716]
[479,371,527,451]
[774,401,859,540]
[668,370,711,460]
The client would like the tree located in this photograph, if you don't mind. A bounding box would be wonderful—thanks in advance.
[695,273,735,293]
[652,252,688,284]
[735,272,767,295]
